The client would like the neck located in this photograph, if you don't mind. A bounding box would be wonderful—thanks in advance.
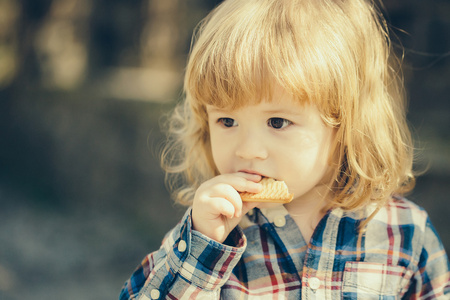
[284,185,332,242]
[285,184,331,216]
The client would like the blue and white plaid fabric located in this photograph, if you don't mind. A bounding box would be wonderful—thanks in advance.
[120,197,450,299]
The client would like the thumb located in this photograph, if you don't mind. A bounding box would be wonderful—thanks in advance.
[242,201,259,215]
[229,201,259,226]
[223,202,258,233]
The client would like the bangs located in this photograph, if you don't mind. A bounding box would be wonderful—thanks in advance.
[184,0,351,116]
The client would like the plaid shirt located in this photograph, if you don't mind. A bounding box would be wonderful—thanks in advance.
[120,197,450,299]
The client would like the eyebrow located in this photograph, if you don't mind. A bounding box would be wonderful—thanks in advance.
[262,107,309,118]
[263,109,290,114]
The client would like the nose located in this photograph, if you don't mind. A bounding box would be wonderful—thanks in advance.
[235,131,268,160]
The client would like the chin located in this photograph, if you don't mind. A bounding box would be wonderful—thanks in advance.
[255,202,284,209]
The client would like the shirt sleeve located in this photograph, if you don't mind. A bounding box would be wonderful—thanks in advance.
[403,216,450,299]
[119,208,247,300]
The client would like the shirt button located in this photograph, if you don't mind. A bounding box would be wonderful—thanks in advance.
[178,240,187,252]
[309,277,321,290]
[273,215,286,227]
[150,289,160,299]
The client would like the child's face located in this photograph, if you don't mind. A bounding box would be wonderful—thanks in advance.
[206,91,336,206]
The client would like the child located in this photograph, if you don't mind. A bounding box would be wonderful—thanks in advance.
[120,0,450,299]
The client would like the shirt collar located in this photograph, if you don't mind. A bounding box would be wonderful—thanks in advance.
[259,204,289,224]
[242,202,371,230]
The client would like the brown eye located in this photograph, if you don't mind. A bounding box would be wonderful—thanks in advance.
[218,118,237,127]
[268,118,291,129]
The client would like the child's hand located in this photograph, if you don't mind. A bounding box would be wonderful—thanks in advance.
[192,172,262,243]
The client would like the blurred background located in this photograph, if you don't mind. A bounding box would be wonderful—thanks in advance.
[0,0,448,299]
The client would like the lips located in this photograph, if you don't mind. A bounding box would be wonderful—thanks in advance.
[238,169,267,178]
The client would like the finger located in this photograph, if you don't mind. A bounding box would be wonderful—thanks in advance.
[208,197,236,219]
[210,183,244,217]
[214,174,262,194]
[235,172,262,182]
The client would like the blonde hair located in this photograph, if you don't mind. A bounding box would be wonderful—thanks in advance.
[162,0,415,216]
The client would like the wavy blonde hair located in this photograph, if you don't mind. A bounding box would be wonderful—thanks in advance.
[161,0,415,217]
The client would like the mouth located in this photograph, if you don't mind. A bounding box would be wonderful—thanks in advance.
[238,169,268,178]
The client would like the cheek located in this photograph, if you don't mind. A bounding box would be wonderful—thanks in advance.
[288,147,322,173]
[209,133,230,173]
[282,135,332,182]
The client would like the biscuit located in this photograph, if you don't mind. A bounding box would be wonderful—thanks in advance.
[240,178,294,203]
